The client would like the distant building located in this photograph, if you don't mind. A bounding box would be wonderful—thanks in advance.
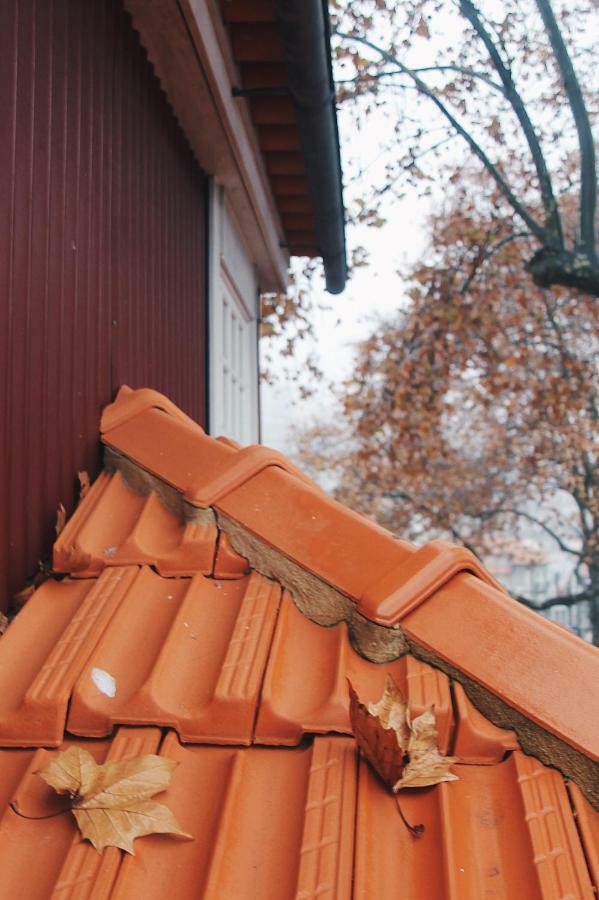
[483,532,592,642]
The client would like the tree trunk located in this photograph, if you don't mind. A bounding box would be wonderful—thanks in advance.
[526,247,599,296]
[591,597,599,647]
[589,578,599,647]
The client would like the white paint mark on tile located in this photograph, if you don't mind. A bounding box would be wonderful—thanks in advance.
[91,667,117,698]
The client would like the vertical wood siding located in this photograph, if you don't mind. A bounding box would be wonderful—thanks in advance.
[0,0,208,608]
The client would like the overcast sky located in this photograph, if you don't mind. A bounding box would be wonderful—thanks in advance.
[260,11,460,452]
[261,126,433,453]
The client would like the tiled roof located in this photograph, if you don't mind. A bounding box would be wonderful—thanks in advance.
[99,389,599,792]
[1,732,599,897]
[0,384,598,898]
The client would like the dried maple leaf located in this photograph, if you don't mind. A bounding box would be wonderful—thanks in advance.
[37,746,192,854]
[78,470,91,501]
[53,542,93,573]
[348,674,458,792]
[13,561,53,610]
[55,503,67,537]
[13,584,35,610]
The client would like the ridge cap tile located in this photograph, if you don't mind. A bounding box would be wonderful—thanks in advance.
[402,573,599,762]
[101,385,205,435]
[360,538,507,624]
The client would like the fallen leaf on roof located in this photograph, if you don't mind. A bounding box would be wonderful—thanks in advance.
[348,674,458,791]
[55,503,67,537]
[13,584,35,610]
[37,746,192,854]
[78,470,91,501]
[54,542,93,573]
[13,560,53,610]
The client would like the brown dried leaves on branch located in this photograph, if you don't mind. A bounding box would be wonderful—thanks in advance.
[36,747,191,854]
[55,503,67,537]
[78,470,91,501]
[348,674,457,791]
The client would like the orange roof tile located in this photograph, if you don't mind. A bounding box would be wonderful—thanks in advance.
[1,562,504,758]
[0,568,139,746]
[53,470,248,578]
[213,532,250,578]
[255,592,454,753]
[452,682,519,764]
[1,384,599,896]
[569,781,599,888]
[1,728,597,899]
[0,566,280,746]
[0,727,161,899]
[67,568,280,743]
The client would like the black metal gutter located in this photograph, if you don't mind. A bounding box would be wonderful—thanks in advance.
[274,0,347,294]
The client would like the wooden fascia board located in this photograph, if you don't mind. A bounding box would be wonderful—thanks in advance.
[125,0,289,291]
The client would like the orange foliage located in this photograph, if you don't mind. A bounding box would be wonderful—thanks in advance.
[296,182,599,640]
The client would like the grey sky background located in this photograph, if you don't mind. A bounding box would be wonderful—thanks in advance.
[261,138,433,452]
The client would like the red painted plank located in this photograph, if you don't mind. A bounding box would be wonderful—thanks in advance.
[0,0,208,610]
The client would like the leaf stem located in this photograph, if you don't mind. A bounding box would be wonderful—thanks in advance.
[394,795,425,837]
[9,800,72,820]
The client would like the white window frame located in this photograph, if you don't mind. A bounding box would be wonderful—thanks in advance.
[208,182,260,444]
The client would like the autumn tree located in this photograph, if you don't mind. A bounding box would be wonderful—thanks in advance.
[296,172,599,642]
[331,0,598,295]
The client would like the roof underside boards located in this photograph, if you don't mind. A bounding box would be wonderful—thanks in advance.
[126,0,347,291]
[218,0,347,292]
[218,0,320,258]
[1,388,599,896]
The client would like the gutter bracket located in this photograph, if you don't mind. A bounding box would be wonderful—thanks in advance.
[232,85,290,98]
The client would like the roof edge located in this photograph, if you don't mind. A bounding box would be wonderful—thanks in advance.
[124,0,289,291]
[274,0,347,294]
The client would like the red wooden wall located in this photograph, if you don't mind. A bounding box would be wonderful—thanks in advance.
[0,0,208,608]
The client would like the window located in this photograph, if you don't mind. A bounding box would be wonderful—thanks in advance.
[209,185,259,444]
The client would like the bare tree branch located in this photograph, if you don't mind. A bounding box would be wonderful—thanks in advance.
[534,0,597,262]
[488,507,580,556]
[335,30,548,242]
[413,65,504,92]
[336,65,504,93]
[460,231,532,294]
[381,489,482,556]
[459,0,564,248]
[516,589,594,611]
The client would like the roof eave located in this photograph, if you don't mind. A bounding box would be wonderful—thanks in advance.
[125,0,290,292]
[274,0,347,294]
